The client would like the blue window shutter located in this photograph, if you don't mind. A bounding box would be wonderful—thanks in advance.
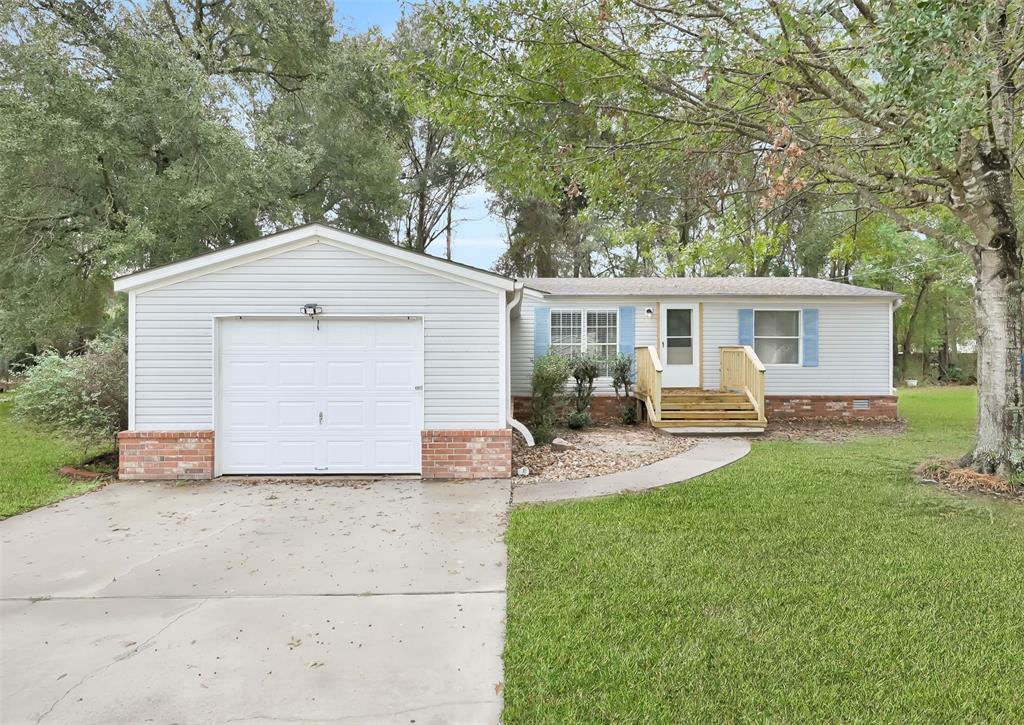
[738,309,754,345]
[803,308,819,367]
[617,306,635,356]
[618,306,636,380]
[534,306,551,360]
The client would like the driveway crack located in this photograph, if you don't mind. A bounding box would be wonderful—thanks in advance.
[33,599,207,724]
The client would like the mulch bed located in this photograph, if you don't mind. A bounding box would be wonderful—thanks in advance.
[514,425,696,483]
[761,418,906,442]
[915,460,1023,502]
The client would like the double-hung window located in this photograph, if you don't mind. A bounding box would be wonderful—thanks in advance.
[753,310,800,365]
[550,309,618,376]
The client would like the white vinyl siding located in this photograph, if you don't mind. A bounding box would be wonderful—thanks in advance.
[511,296,656,395]
[703,298,891,395]
[133,242,503,431]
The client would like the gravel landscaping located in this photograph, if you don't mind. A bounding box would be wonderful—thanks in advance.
[513,426,696,482]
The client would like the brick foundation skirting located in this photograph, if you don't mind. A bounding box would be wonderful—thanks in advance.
[118,431,215,480]
[765,395,898,420]
[512,395,627,424]
[421,429,512,479]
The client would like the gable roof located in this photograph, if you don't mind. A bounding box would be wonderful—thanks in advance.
[112,223,516,293]
[524,276,899,299]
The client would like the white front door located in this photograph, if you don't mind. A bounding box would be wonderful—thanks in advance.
[218,317,423,475]
[660,304,700,388]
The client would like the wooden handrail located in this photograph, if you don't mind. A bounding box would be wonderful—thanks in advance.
[634,345,663,421]
[719,345,766,423]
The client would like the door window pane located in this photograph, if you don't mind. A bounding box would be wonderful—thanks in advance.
[666,337,693,364]
[666,309,692,337]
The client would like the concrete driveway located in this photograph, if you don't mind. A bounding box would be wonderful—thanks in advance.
[1,478,509,724]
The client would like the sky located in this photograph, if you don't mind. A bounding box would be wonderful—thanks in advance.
[334,1,509,271]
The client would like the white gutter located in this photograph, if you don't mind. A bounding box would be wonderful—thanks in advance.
[506,282,535,447]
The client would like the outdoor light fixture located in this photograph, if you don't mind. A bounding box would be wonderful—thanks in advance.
[302,303,323,317]
[645,307,654,318]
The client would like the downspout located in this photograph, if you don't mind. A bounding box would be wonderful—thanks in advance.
[506,281,535,447]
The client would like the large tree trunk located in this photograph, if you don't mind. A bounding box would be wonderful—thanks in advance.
[953,144,1024,475]
[971,246,1023,475]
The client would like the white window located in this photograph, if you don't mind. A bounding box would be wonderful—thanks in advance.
[549,309,618,376]
[754,310,800,365]
[551,310,582,358]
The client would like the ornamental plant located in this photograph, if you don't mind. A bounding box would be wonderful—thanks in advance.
[13,333,128,446]
[530,351,571,444]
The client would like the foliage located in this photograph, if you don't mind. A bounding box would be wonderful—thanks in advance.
[0,401,109,518]
[611,353,637,424]
[566,411,591,430]
[530,351,571,444]
[568,352,602,415]
[13,333,128,445]
[610,354,633,401]
[0,2,402,356]
[504,387,1024,720]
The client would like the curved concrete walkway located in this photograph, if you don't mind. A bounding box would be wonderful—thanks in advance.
[512,437,751,505]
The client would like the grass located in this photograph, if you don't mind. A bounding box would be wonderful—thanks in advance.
[504,387,1024,723]
[0,399,112,518]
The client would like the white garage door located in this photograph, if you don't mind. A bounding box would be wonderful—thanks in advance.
[218,317,423,474]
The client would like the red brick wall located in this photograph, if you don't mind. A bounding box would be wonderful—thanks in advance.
[512,395,626,424]
[420,429,512,479]
[118,431,215,480]
[765,395,898,420]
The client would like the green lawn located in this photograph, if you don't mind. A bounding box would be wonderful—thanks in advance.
[504,387,1024,722]
[0,400,110,518]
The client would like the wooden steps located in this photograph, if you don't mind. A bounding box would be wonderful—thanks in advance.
[651,389,766,430]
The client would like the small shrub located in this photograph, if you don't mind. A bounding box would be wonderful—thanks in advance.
[533,422,555,446]
[611,353,636,424]
[531,351,572,443]
[568,352,602,414]
[567,411,591,429]
[13,333,128,445]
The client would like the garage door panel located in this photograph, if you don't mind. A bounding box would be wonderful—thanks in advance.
[278,440,317,467]
[278,361,318,388]
[325,361,366,388]
[324,400,364,427]
[324,440,364,467]
[374,400,416,428]
[223,360,270,388]
[374,440,417,468]
[375,360,416,388]
[218,317,422,475]
[278,401,318,428]
[221,440,269,469]
[223,400,270,429]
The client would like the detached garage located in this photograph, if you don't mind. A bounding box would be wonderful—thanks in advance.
[114,224,518,480]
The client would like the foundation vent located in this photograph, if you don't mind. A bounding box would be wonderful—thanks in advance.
[852,399,871,410]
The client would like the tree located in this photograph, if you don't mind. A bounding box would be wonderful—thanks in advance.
[420,0,1023,475]
[0,0,402,355]
[391,13,481,257]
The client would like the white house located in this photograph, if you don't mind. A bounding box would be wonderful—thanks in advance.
[113,224,899,480]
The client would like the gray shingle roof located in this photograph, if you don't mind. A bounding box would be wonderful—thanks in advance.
[523,276,899,298]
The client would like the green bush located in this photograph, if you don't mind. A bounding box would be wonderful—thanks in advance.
[531,351,571,444]
[567,410,591,429]
[568,352,602,415]
[611,353,637,424]
[13,333,128,445]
